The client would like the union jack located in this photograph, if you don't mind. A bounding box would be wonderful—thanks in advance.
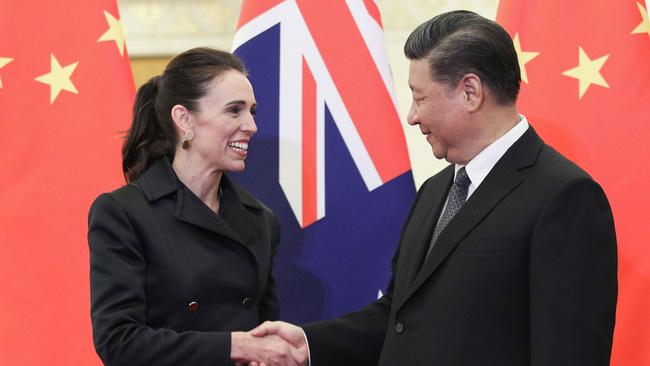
[234,0,410,228]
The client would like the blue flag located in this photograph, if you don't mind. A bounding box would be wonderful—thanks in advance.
[232,0,415,323]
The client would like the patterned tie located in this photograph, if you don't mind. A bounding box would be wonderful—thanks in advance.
[425,167,471,259]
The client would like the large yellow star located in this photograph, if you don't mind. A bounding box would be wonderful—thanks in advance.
[0,57,13,88]
[513,33,539,84]
[34,54,79,104]
[98,10,126,56]
[631,2,650,37]
[561,47,609,99]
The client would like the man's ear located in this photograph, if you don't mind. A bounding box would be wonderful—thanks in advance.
[459,73,484,112]
[171,104,193,133]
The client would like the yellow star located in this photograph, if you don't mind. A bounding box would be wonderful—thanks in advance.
[513,33,539,84]
[0,57,13,88]
[34,54,79,104]
[631,2,650,37]
[98,10,126,56]
[561,47,609,99]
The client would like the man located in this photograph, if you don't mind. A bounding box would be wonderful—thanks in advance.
[253,10,617,365]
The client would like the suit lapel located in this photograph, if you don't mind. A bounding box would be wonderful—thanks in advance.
[398,166,454,292]
[400,128,543,305]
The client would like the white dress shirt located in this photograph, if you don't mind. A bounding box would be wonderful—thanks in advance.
[438,116,529,223]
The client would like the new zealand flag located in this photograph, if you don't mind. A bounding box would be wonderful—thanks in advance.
[232,0,415,323]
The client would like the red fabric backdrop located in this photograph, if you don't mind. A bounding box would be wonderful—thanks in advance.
[0,1,134,364]
[497,1,650,365]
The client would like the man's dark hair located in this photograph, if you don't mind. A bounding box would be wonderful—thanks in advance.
[404,10,520,105]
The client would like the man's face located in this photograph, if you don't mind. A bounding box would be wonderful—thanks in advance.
[407,59,472,164]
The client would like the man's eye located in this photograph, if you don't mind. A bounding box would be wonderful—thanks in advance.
[228,108,241,114]
[250,108,257,116]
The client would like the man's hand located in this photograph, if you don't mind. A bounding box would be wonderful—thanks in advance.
[230,330,307,366]
[250,321,309,364]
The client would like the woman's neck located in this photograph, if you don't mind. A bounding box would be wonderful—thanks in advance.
[172,153,223,213]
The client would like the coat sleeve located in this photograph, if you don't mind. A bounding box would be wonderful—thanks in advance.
[88,193,233,366]
[259,211,280,322]
[529,176,617,365]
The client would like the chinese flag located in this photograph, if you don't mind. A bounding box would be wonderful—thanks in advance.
[0,1,134,365]
[497,1,650,365]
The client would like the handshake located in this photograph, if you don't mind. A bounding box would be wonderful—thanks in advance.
[231,321,309,366]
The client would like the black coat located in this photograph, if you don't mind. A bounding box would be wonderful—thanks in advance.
[304,127,617,366]
[88,158,280,366]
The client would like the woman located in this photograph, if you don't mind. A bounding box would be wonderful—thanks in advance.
[88,48,303,366]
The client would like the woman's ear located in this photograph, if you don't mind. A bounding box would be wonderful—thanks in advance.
[171,104,192,133]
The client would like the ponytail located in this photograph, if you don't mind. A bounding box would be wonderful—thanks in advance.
[121,75,176,182]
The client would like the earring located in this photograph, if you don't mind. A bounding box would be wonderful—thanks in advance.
[182,128,194,150]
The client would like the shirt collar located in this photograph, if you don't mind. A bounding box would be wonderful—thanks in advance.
[455,115,529,189]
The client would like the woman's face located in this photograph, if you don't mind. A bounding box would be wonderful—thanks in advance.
[189,70,257,173]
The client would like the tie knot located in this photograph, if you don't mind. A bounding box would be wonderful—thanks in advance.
[454,167,471,188]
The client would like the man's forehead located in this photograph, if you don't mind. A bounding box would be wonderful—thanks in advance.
[408,59,430,80]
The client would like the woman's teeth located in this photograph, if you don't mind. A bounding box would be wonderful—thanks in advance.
[228,142,248,151]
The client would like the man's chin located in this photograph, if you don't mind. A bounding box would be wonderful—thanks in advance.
[431,147,446,161]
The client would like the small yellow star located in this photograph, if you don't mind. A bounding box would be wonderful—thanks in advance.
[561,47,609,99]
[34,54,79,104]
[0,57,13,88]
[513,33,539,84]
[631,2,650,37]
[98,10,126,56]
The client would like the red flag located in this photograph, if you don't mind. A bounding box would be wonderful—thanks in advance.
[0,1,134,364]
[497,1,650,364]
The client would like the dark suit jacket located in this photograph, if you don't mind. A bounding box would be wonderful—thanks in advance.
[88,158,280,366]
[304,127,617,365]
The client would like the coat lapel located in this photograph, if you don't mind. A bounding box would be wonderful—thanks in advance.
[137,158,260,246]
[221,178,269,292]
[400,128,544,305]
[174,183,245,245]
[217,174,262,247]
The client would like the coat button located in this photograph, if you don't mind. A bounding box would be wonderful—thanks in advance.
[242,297,253,309]
[188,301,199,312]
[395,322,404,334]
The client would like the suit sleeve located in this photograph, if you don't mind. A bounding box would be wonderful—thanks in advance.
[302,274,392,366]
[259,211,280,321]
[302,178,431,366]
[529,177,617,365]
[88,193,233,366]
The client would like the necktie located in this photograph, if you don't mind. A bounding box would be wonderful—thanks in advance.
[425,167,471,259]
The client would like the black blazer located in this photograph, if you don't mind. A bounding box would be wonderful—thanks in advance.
[88,158,280,366]
[304,127,617,365]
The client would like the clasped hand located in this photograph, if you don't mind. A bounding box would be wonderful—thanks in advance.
[231,321,308,366]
